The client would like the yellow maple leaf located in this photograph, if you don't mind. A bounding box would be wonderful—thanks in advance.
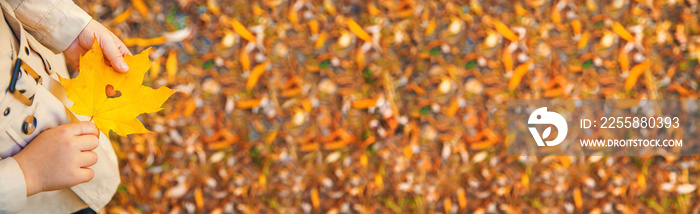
[60,39,175,136]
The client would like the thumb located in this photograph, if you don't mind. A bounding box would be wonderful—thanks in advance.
[63,42,82,71]
[100,35,130,73]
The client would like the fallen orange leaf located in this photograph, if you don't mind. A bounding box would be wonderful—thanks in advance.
[194,188,203,209]
[308,19,319,35]
[494,20,518,42]
[356,48,366,69]
[508,60,532,90]
[470,0,483,15]
[323,0,337,15]
[315,31,328,50]
[352,98,379,109]
[347,18,372,43]
[112,8,134,25]
[301,98,313,112]
[288,8,299,24]
[514,4,527,16]
[457,188,467,209]
[502,50,513,72]
[258,174,266,188]
[323,141,348,150]
[445,99,459,117]
[311,188,320,209]
[149,57,161,79]
[426,18,437,36]
[570,19,582,35]
[240,49,250,71]
[403,145,413,159]
[574,188,583,209]
[638,174,647,189]
[206,0,220,16]
[299,142,319,152]
[669,83,693,96]
[130,0,149,17]
[235,98,262,109]
[551,8,561,24]
[360,154,368,166]
[374,174,384,189]
[231,18,256,42]
[444,198,452,214]
[618,48,629,72]
[624,60,650,90]
[577,31,589,49]
[122,36,167,47]
[559,156,571,168]
[612,21,635,43]
[166,49,178,80]
[252,4,264,16]
[246,61,269,90]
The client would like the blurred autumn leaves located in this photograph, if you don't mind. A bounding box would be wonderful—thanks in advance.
[76,0,700,213]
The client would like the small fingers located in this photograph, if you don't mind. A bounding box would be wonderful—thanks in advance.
[78,151,98,167]
[63,40,87,72]
[72,48,88,70]
[76,135,99,151]
[75,20,130,72]
[76,168,95,184]
[100,36,130,73]
[70,121,99,137]
[112,33,132,56]
[118,44,131,57]
[65,54,80,71]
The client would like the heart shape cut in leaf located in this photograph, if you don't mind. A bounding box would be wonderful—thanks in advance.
[60,39,174,136]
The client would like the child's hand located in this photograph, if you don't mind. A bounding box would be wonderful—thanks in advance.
[64,20,132,73]
[12,122,100,196]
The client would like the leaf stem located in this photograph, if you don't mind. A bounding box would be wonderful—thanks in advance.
[88,116,99,139]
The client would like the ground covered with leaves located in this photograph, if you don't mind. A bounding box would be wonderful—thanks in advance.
[74,0,700,213]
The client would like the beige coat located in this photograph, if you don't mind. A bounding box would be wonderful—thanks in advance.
[0,0,119,213]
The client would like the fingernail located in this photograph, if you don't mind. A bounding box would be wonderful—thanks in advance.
[119,62,129,71]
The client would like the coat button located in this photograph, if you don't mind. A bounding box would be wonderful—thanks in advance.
[22,116,36,135]
[3,108,9,116]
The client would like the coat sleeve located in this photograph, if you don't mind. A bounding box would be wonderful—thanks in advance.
[4,0,92,53]
[0,157,27,214]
